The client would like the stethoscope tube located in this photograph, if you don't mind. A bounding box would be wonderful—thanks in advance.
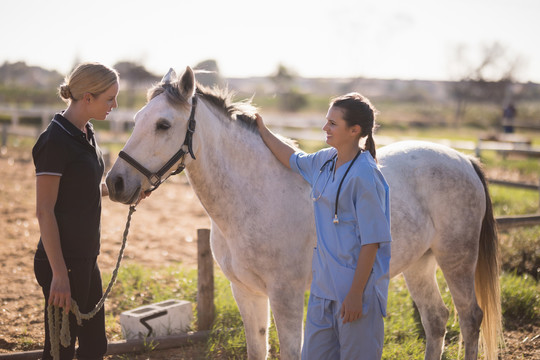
[333,150,361,224]
[311,150,362,224]
[311,156,336,202]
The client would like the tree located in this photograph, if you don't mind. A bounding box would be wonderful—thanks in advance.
[0,61,63,105]
[449,42,522,125]
[271,64,307,112]
[113,61,159,108]
[114,61,159,85]
[194,59,224,88]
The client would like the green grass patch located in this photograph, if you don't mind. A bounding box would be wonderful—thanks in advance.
[499,226,540,279]
[2,134,38,148]
[102,263,198,342]
[103,263,198,310]
[101,263,539,359]
[501,272,540,329]
[480,150,540,178]
[490,184,539,216]
[383,272,463,360]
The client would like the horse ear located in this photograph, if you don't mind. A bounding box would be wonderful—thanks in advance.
[179,66,196,98]
[162,68,177,84]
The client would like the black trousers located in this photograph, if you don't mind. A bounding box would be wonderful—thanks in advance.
[34,251,107,360]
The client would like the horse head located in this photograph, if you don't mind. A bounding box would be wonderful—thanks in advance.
[106,66,198,204]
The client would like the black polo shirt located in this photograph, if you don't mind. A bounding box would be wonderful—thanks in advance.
[32,113,105,258]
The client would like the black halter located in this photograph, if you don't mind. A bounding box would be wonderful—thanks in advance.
[118,96,197,192]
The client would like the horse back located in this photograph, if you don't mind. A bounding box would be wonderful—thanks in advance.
[378,141,487,275]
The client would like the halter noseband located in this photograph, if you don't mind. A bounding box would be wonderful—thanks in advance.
[118,96,198,192]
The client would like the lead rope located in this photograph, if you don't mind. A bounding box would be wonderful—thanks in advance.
[47,204,137,360]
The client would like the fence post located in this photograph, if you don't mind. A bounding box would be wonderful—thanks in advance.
[11,108,19,129]
[475,139,482,158]
[1,122,7,147]
[197,228,214,331]
[41,111,49,131]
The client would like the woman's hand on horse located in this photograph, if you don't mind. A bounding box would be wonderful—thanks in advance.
[255,113,264,129]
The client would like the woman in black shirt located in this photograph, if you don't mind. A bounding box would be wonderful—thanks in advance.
[33,62,118,360]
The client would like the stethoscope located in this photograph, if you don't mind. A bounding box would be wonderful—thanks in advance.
[311,150,362,224]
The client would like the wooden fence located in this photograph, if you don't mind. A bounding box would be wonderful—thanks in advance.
[2,106,539,230]
[487,178,540,229]
[0,106,135,146]
[2,105,540,154]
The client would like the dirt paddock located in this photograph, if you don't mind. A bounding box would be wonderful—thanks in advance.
[0,143,538,359]
[0,144,211,358]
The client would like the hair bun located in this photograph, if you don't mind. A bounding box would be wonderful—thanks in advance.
[59,84,72,100]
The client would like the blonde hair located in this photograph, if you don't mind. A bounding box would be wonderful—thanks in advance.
[59,62,119,103]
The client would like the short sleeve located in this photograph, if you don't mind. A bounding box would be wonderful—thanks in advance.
[290,148,336,185]
[354,165,392,246]
[32,133,68,176]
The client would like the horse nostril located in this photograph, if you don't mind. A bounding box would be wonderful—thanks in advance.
[114,176,124,193]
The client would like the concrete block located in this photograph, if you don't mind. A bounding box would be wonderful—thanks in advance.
[119,299,193,340]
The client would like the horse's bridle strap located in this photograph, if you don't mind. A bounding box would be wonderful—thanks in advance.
[118,96,197,190]
[118,150,157,183]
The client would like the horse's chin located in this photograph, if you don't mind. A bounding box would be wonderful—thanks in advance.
[125,187,142,205]
[109,187,141,205]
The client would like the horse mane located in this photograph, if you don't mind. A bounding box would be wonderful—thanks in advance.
[147,80,259,133]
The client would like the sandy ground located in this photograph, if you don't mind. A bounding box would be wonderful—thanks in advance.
[0,144,210,358]
[0,143,538,359]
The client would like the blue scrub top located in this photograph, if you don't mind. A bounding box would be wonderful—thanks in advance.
[290,148,392,316]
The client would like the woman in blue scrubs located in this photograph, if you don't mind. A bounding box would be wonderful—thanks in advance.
[256,93,391,360]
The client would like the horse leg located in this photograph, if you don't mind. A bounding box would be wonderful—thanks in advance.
[436,251,483,360]
[403,251,449,360]
[268,286,305,360]
[230,282,270,360]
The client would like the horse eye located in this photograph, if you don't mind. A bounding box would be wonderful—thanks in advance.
[156,120,171,131]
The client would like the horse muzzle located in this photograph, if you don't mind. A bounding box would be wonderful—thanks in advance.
[106,171,143,205]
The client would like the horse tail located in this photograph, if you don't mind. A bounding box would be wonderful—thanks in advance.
[469,156,502,360]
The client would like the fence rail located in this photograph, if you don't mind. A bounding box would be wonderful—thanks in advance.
[0,106,135,145]
[488,178,540,228]
[2,106,540,156]
[2,107,539,231]
[496,215,540,229]
[488,178,539,191]
[0,331,211,360]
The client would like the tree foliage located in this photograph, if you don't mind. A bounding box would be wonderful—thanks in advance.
[449,42,523,124]
[114,61,159,86]
[271,64,308,112]
[194,59,224,88]
[0,61,63,105]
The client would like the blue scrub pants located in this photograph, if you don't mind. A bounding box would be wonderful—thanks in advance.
[302,293,384,360]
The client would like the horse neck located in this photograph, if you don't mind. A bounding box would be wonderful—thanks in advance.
[185,103,273,221]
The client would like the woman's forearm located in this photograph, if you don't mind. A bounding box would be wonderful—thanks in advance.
[36,209,67,276]
[35,175,68,277]
[350,243,379,296]
[255,114,295,169]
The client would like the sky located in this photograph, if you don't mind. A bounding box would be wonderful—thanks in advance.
[1,0,539,82]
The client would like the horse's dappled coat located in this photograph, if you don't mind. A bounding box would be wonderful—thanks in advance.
[106,67,501,360]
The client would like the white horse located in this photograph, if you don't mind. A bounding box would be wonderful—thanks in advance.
[105,67,501,360]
